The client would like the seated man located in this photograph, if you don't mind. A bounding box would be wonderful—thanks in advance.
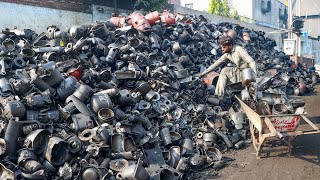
[200,35,257,97]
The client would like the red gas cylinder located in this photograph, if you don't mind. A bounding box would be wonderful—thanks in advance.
[68,65,82,80]
[110,16,126,27]
[145,11,160,25]
[160,10,176,26]
[128,12,151,31]
[292,63,298,69]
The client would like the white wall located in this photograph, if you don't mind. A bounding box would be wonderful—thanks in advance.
[0,2,129,33]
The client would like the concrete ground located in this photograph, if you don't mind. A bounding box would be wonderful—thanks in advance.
[204,85,320,180]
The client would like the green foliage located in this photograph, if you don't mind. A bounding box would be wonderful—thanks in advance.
[230,6,240,20]
[240,15,246,22]
[208,0,240,20]
[134,0,168,11]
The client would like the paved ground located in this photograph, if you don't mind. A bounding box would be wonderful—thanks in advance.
[205,85,320,180]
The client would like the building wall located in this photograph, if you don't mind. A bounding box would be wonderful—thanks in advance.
[253,0,287,29]
[0,2,129,33]
[291,0,320,63]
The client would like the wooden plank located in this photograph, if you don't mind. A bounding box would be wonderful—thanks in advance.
[260,114,305,118]
[264,117,277,135]
[282,130,320,136]
[236,96,263,132]
[301,115,320,131]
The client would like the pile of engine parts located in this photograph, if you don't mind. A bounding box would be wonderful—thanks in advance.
[0,10,318,180]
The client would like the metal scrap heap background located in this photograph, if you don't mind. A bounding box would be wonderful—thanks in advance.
[0,10,317,180]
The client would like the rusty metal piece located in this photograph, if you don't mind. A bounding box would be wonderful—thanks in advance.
[98,108,114,123]
[79,129,97,142]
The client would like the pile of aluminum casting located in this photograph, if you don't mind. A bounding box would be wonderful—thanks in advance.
[0,10,318,180]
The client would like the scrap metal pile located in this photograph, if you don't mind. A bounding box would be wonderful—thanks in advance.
[0,10,317,180]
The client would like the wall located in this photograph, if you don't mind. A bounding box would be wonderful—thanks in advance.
[253,0,287,29]
[0,2,129,33]
[0,0,91,13]
[291,0,320,63]
[168,4,284,49]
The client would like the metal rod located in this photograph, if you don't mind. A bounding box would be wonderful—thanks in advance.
[288,0,293,39]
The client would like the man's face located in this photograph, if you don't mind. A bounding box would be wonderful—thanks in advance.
[221,44,233,54]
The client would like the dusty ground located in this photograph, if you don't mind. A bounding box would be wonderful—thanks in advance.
[206,85,320,180]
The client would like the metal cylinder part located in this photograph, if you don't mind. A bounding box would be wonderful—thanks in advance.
[98,108,115,123]
[181,138,194,155]
[230,112,245,129]
[0,78,13,96]
[90,91,113,114]
[234,140,246,150]
[71,114,94,133]
[242,68,255,86]
[45,136,69,166]
[24,129,50,154]
[273,103,288,115]
[72,84,93,103]
[160,127,172,146]
[203,133,218,143]
[111,133,125,153]
[2,101,26,119]
[42,69,65,88]
[4,120,22,158]
[82,167,100,180]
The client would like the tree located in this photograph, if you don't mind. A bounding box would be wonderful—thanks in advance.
[208,0,239,20]
[134,0,168,11]
[230,6,240,20]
